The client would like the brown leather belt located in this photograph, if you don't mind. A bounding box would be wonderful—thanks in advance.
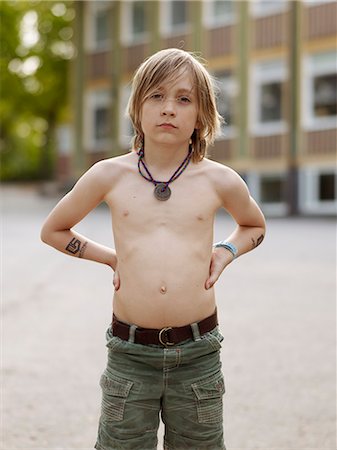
[112,309,218,347]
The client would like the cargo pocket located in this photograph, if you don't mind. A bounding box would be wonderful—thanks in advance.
[99,373,133,422]
[204,327,224,351]
[105,326,126,351]
[191,372,225,424]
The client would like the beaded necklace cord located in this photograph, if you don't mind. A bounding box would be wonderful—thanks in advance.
[137,146,193,201]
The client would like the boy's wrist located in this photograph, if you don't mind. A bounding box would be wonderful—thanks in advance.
[106,251,117,270]
[213,240,238,259]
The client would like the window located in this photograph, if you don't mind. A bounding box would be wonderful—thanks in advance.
[304,0,335,5]
[245,172,288,215]
[214,0,233,17]
[161,0,189,36]
[251,0,288,17]
[319,173,336,201]
[260,83,282,122]
[121,1,148,45]
[85,2,110,51]
[214,71,238,136]
[203,0,236,27]
[314,74,337,118]
[299,167,337,215]
[84,90,111,151]
[172,1,187,27]
[251,60,287,135]
[94,107,109,141]
[95,10,108,48]
[260,176,284,203]
[133,1,146,35]
[56,125,72,156]
[119,84,134,148]
[303,51,337,130]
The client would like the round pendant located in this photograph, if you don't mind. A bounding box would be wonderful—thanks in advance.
[154,183,171,201]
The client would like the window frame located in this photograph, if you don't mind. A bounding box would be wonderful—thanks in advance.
[303,0,336,6]
[299,167,337,215]
[84,1,111,52]
[202,0,236,28]
[119,84,134,149]
[214,71,238,139]
[84,89,111,152]
[246,171,288,216]
[302,51,337,131]
[121,1,149,46]
[250,59,288,136]
[250,0,289,17]
[160,0,190,37]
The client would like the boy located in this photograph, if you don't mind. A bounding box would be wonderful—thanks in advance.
[41,48,266,450]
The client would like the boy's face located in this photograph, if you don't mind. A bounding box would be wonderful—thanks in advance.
[140,69,199,150]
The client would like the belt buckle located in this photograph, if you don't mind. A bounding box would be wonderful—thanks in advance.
[159,327,174,347]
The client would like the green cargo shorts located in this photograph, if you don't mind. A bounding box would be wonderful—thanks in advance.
[94,324,226,450]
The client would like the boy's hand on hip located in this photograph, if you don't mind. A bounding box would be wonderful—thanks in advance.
[113,269,120,291]
[107,251,120,291]
[205,248,233,290]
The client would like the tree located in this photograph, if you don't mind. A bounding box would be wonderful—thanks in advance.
[0,0,75,181]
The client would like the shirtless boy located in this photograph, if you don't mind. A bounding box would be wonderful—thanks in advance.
[41,48,266,450]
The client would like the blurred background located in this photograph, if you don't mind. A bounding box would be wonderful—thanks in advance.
[1,0,336,216]
[1,1,336,449]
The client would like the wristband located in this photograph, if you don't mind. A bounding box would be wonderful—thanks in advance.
[213,240,238,259]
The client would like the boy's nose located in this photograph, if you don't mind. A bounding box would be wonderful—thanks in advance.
[160,99,176,116]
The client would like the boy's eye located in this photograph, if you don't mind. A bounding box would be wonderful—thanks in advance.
[178,96,191,103]
[151,93,163,100]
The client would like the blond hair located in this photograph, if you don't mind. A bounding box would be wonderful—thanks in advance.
[127,48,223,163]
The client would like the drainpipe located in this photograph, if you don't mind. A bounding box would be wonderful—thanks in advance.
[73,1,85,178]
[287,0,301,216]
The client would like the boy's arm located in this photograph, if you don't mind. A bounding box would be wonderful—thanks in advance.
[40,161,118,276]
[206,167,266,289]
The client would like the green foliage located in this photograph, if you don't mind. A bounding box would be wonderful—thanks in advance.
[0,0,74,181]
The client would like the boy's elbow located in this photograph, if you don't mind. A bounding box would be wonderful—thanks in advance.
[40,220,58,245]
[40,221,71,245]
[260,216,266,234]
[258,216,266,239]
[40,224,51,245]
[258,216,267,244]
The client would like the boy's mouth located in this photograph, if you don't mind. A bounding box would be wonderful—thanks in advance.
[158,123,177,129]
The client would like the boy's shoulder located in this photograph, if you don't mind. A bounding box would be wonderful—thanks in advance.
[201,157,232,172]
[199,157,249,203]
[77,152,136,196]
[200,157,241,184]
[94,151,135,169]
[87,151,136,178]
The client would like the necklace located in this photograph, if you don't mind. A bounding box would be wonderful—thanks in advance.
[137,146,192,201]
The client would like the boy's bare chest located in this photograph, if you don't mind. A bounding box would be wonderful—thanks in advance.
[105,169,221,231]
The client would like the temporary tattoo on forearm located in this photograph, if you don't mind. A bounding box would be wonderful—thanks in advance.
[251,234,264,248]
[79,241,88,258]
[65,238,81,255]
[256,234,264,246]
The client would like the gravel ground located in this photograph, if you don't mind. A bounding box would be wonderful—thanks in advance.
[1,184,336,450]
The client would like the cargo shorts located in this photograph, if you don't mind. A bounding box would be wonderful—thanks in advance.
[94,324,226,450]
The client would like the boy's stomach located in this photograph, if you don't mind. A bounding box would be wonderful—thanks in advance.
[112,239,216,328]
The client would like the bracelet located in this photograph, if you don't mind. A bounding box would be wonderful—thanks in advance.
[213,240,238,259]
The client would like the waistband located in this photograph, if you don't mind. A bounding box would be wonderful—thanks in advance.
[112,309,218,347]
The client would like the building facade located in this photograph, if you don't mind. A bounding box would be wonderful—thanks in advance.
[63,0,337,216]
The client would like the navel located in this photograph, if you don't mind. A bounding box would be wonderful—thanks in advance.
[160,285,167,295]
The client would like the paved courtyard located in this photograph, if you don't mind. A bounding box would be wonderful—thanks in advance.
[2,184,336,449]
